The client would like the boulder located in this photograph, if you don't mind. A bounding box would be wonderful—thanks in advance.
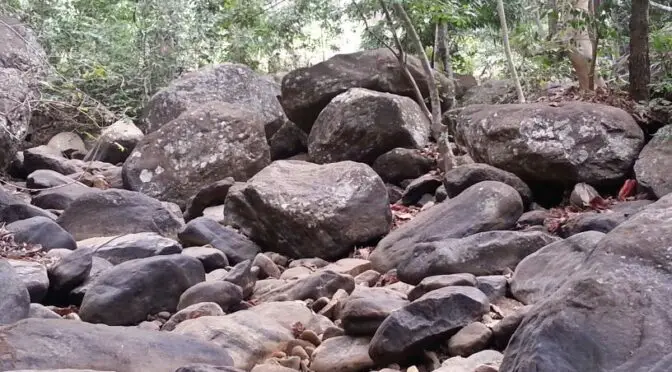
[47,247,93,301]
[372,148,436,184]
[398,230,560,284]
[224,160,391,260]
[6,216,77,251]
[31,183,98,210]
[57,189,184,240]
[7,259,49,303]
[407,274,477,301]
[173,301,333,370]
[184,178,235,222]
[634,124,672,198]
[310,336,374,372]
[510,231,605,305]
[182,247,229,272]
[369,181,524,273]
[177,281,243,312]
[447,322,493,357]
[141,63,286,136]
[0,318,233,371]
[455,102,645,185]
[84,118,144,164]
[0,15,47,74]
[338,286,409,336]
[460,79,517,106]
[369,286,490,365]
[307,88,430,165]
[268,120,308,160]
[281,48,453,132]
[68,256,114,305]
[47,132,86,156]
[0,202,57,224]
[559,200,653,237]
[443,163,533,207]
[123,102,270,207]
[0,259,30,325]
[501,194,672,371]
[77,233,182,265]
[179,217,261,264]
[0,68,34,170]
[79,255,205,325]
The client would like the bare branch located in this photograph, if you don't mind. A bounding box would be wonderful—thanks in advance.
[651,0,672,12]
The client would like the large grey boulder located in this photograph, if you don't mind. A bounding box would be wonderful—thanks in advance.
[79,255,204,325]
[398,230,560,284]
[501,193,672,371]
[455,102,645,185]
[369,181,524,273]
[141,63,286,136]
[123,102,270,207]
[510,231,605,305]
[0,318,233,372]
[76,232,183,265]
[224,160,391,260]
[634,124,672,198]
[281,48,453,132]
[57,189,184,240]
[307,88,430,165]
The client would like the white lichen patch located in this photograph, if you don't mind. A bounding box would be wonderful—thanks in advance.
[139,169,153,183]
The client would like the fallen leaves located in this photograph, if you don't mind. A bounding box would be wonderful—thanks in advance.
[391,203,421,230]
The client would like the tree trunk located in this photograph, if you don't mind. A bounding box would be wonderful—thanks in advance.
[568,0,593,90]
[547,0,558,40]
[436,20,456,108]
[496,0,525,103]
[629,0,650,101]
[391,1,444,140]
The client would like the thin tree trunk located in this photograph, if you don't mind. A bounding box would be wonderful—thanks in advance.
[436,20,456,108]
[432,23,438,69]
[496,0,525,103]
[390,1,444,139]
[547,0,558,40]
[629,0,651,101]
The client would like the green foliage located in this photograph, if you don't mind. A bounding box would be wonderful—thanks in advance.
[2,0,344,123]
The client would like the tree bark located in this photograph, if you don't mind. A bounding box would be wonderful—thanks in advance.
[391,1,444,140]
[496,0,525,103]
[629,0,650,101]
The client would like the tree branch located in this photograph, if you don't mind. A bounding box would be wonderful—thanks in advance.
[651,1,672,12]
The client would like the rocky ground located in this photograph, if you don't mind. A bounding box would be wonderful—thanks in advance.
[2,15,672,372]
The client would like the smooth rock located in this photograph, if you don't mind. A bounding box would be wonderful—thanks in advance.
[369,286,490,365]
[634,124,672,198]
[407,274,477,302]
[183,247,230,272]
[7,259,49,303]
[183,178,235,222]
[310,336,375,372]
[0,259,30,325]
[253,270,354,303]
[398,230,559,284]
[7,216,76,251]
[370,181,524,273]
[77,233,182,265]
[57,189,184,240]
[373,148,436,185]
[443,163,533,207]
[339,286,409,336]
[79,255,205,325]
[177,281,243,312]
[0,318,233,371]
[163,302,225,331]
[179,217,261,265]
[447,322,493,357]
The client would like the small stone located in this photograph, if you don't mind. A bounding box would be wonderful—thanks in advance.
[317,288,349,319]
[447,322,493,357]
[476,276,508,302]
[162,302,225,332]
[290,345,309,360]
[182,246,229,272]
[321,258,372,276]
[354,270,381,286]
[406,366,419,372]
[304,346,315,357]
[177,281,243,312]
[266,252,289,267]
[299,329,321,346]
[253,253,281,278]
[157,311,171,320]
